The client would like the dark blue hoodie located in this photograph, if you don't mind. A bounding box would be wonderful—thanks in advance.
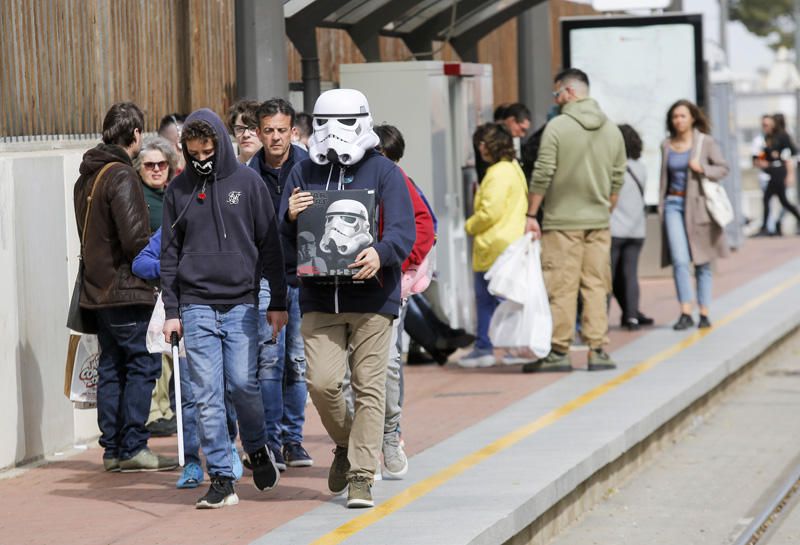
[251,144,309,288]
[161,108,287,320]
[279,150,415,318]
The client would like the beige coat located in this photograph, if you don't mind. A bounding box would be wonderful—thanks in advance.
[659,130,730,267]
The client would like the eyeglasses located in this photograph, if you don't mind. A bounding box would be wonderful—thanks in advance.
[552,87,568,98]
[143,161,168,171]
[233,124,257,137]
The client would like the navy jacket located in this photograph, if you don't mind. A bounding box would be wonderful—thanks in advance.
[161,108,287,320]
[250,144,309,287]
[279,150,416,318]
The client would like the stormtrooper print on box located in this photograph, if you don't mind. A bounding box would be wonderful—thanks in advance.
[297,189,376,281]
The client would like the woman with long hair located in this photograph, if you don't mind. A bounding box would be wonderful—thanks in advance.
[659,99,729,330]
[460,123,528,367]
[754,112,800,235]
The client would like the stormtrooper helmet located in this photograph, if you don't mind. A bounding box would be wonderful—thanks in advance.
[319,199,373,256]
[308,89,380,166]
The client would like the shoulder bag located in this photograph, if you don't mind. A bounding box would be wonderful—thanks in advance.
[66,162,118,333]
[694,133,734,228]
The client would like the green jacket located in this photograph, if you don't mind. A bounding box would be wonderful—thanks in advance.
[529,98,626,231]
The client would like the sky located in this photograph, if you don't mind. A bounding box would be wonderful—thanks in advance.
[685,0,776,76]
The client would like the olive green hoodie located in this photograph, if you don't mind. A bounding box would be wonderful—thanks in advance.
[530,97,626,231]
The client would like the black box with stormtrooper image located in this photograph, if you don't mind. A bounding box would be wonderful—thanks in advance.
[296,189,378,283]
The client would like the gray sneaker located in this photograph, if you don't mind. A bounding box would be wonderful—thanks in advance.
[522,351,572,373]
[328,446,350,495]
[347,475,374,508]
[588,349,617,371]
[103,457,120,472]
[119,448,178,472]
[382,433,408,479]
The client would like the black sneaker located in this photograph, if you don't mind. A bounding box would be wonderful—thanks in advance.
[283,443,314,468]
[636,312,654,327]
[246,445,280,491]
[270,444,287,472]
[622,318,640,331]
[146,415,177,437]
[673,313,694,330]
[698,315,712,329]
[195,476,238,509]
[328,446,350,495]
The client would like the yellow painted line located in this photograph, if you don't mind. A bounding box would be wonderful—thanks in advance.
[311,273,800,545]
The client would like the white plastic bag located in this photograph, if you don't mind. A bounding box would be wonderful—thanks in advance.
[484,233,535,304]
[488,236,552,359]
[146,292,185,356]
[67,334,99,409]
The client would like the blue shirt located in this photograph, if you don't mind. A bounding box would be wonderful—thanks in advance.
[667,149,691,194]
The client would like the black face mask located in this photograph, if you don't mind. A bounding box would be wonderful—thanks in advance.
[191,155,215,177]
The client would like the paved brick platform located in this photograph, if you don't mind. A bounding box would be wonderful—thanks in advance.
[0,236,797,545]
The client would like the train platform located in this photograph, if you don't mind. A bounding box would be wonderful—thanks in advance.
[2,236,799,545]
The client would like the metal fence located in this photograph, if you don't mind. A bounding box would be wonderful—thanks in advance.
[0,0,236,142]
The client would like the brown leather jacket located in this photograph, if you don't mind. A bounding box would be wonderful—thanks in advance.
[73,144,155,309]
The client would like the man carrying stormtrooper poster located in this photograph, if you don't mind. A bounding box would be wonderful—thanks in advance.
[279,88,415,508]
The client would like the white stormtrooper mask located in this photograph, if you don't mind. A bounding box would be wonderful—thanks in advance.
[319,199,373,256]
[308,89,380,166]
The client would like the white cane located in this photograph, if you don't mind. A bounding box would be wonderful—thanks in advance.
[171,332,185,467]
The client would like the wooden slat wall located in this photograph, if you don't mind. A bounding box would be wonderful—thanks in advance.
[0,0,236,139]
[550,0,598,73]
[286,19,519,109]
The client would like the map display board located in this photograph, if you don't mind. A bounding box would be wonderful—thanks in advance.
[562,15,704,205]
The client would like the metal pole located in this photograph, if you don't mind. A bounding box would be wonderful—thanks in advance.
[719,0,729,57]
[795,0,800,138]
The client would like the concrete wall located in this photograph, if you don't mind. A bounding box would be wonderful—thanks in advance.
[0,144,100,470]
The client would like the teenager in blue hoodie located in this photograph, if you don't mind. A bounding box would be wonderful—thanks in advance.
[280,89,415,508]
[161,108,287,509]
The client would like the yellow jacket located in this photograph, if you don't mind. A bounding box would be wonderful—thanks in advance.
[465,159,528,272]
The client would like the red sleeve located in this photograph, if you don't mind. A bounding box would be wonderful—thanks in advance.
[400,168,435,272]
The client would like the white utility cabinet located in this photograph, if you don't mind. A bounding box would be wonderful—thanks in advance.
[340,61,493,330]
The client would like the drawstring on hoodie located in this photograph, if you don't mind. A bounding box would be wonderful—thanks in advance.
[211,174,228,245]
[168,174,227,250]
[324,164,334,191]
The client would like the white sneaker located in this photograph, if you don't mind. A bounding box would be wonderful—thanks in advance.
[457,348,496,368]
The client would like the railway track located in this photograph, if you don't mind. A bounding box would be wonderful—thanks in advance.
[732,461,800,545]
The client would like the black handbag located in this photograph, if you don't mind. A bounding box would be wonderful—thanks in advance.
[66,162,118,334]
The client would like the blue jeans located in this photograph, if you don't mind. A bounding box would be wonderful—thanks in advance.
[177,355,238,466]
[181,303,267,478]
[474,272,500,350]
[258,280,307,448]
[664,196,712,308]
[95,305,161,461]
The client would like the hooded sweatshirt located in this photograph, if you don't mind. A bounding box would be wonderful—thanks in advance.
[279,149,415,318]
[530,98,626,231]
[161,108,287,320]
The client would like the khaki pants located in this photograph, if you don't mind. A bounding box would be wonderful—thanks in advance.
[147,355,174,424]
[301,311,392,480]
[541,229,612,353]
